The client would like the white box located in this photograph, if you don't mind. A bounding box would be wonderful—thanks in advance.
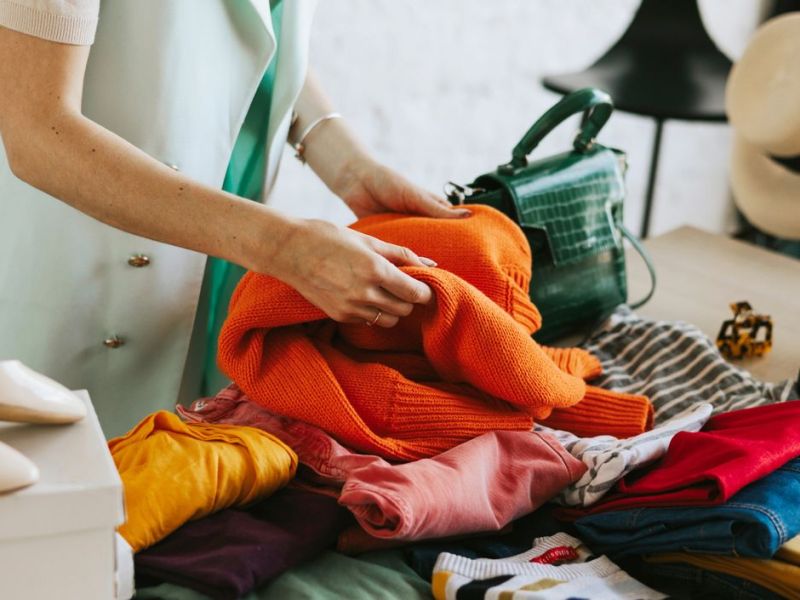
[0,391,131,600]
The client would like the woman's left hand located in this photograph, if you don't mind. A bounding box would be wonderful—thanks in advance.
[293,72,471,220]
[335,157,472,220]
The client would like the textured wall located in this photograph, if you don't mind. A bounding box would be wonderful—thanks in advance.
[270,0,768,236]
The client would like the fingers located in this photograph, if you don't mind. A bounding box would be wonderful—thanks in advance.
[371,238,437,268]
[362,286,415,318]
[364,238,434,305]
[335,286,422,329]
[329,302,401,328]
[377,261,433,305]
[408,191,472,219]
[349,305,400,329]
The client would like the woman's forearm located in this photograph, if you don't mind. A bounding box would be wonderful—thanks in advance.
[288,69,464,222]
[7,108,294,273]
[0,27,296,275]
[0,26,437,327]
[289,69,376,197]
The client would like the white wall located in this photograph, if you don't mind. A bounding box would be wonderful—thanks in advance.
[270,0,769,237]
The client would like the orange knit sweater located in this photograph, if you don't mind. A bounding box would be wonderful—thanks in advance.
[219,205,652,461]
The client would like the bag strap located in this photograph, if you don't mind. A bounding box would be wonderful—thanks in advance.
[500,88,614,174]
[619,223,657,308]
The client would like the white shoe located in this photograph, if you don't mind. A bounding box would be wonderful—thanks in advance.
[0,441,38,493]
[0,360,87,424]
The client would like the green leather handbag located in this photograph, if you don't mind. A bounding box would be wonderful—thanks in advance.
[447,88,656,342]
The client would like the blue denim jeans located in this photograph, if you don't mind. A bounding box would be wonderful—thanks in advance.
[573,457,800,558]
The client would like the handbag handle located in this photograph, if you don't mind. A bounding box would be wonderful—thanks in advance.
[500,88,614,173]
[619,223,657,309]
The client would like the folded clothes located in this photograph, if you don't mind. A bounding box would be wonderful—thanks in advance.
[178,385,372,492]
[540,402,712,507]
[136,549,434,600]
[405,505,567,582]
[432,532,665,600]
[180,386,585,542]
[581,305,797,423]
[561,401,800,517]
[338,429,585,541]
[134,487,352,600]
[335,523,514,556]
[110,411,297,552]
[573,457,800,558]
[646,552,800,600]
[217,206,651,461]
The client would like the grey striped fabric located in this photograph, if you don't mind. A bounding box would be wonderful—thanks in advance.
[579,306,797,423]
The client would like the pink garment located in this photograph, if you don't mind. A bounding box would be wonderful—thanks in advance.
[338,429,585,541]
[179,385,586,541]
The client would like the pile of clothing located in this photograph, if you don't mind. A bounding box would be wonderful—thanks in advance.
[115,207,799,599]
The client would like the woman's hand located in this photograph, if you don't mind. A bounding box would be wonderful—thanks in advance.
[334,157,471,220]
[292,71,471,220]
[259,216,435,328]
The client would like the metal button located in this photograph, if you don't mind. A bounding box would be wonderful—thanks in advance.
[103,335,125,349]
[128,254,150,268]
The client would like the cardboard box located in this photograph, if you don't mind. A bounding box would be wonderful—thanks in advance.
[0,391,131,599]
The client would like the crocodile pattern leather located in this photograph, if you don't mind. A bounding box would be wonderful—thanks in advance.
[470,146,628,342]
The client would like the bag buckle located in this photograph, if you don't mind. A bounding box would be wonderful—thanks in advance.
[444,181,485,205]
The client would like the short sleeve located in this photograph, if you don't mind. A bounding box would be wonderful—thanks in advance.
[0,0,99,45]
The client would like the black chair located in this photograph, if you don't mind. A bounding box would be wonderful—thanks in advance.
[542,0,732,238]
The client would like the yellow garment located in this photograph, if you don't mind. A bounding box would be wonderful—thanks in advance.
[778,534,800,567]
[110,411,297,552]
[647,552,800,600]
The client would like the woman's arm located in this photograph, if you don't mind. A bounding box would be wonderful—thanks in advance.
[0,28,288,272]
[0,28,433,327]
[290,70,471,220]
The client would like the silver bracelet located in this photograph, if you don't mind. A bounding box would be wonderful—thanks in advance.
[292,112,343,164]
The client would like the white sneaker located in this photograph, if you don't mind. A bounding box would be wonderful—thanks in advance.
[0,360,87,424]
[0,440,38,493]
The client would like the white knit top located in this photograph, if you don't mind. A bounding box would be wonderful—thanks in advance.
[0,0,99,45]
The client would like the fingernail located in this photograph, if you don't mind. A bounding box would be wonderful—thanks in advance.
[455,209,472,218]
[420,257,438,267]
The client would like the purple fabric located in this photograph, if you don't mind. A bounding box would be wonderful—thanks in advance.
[134,487,352,600]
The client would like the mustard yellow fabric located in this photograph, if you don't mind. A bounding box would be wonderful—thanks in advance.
[647,552,800,600]
[777,534,800,567]
[110,411,297,552]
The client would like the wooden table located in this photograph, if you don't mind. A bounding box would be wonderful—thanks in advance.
[626,226,800,383]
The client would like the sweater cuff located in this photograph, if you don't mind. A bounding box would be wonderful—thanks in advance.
[0,0,98,45]
[538,386,654,438]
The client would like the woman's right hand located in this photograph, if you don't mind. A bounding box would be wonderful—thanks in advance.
[258,218,435,328]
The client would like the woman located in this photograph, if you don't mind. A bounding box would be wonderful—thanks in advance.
[0,0,469,437]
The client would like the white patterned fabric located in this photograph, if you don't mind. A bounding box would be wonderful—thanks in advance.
[432,532,665,600]
[539,402,712,507]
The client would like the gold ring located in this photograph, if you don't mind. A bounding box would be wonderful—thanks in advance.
[366,310,382,327]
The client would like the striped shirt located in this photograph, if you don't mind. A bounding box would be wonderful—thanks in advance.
[539,306,797,507]
[580,306,796,423]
